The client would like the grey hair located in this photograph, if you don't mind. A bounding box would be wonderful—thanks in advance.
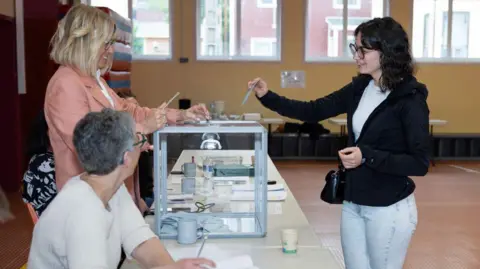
[73,108,135,175]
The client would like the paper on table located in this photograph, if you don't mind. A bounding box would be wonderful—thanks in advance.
[214,255,258,269]
[232,184,284,192]
[167,245,259,269]
[213,176,250,182]
[231,190,287,201]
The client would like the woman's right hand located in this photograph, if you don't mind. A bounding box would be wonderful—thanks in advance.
[248,77,269,98]
[144,102,168,134]
[154,258,216,269]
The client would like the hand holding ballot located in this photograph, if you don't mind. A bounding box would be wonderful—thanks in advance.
[247,78,269,98]
[182,103,211,122]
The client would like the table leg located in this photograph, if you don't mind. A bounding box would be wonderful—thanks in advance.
[430,125,436,167]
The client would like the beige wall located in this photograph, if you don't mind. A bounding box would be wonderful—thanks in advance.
[131,0,480,134]
[0,0,14,17]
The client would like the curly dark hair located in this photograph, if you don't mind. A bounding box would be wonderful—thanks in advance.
[354,17,415,92]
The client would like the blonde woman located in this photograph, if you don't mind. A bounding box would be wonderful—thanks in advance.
[44,4,209,201]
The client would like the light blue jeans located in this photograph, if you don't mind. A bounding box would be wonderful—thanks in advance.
[341,194,418,269]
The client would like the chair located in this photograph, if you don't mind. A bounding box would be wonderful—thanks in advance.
[25,202,38,225]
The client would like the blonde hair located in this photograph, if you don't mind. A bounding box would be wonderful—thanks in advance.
[50,4,116,77]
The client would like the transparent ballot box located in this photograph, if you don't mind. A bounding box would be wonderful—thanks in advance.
[152,121,268,239]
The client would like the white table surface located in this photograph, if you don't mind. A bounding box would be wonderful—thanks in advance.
[122,150,341,269]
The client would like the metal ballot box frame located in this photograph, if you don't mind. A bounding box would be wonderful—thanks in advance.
[152,121,268,239]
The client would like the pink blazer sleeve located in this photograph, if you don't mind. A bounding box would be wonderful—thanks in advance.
[45,77,90,158]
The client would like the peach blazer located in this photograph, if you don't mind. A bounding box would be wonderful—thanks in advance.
[44,66,151,197]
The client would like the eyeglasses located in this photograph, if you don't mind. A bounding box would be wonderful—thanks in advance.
[349,43,373,59]
[105,25,117,50]
[105,38,116,50]
[133,132,147,148]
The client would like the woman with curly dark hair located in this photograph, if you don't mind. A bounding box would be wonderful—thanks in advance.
[248,17,429,268]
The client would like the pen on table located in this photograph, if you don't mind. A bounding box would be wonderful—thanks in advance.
[196,234,208,257]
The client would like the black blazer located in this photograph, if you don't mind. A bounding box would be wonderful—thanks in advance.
[258,74,430,206]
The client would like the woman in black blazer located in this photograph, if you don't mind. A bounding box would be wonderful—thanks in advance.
[250,17,430,269]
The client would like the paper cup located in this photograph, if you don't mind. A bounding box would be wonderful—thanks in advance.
[281,229,298,254]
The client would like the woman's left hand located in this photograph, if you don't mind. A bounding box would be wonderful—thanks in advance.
[338,147,363,169]
[184,103,211,121]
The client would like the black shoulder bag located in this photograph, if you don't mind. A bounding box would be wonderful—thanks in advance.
[320,163,346,204]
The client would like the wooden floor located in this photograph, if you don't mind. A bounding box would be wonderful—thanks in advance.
[1,161,480,269]
[278,161,480,269]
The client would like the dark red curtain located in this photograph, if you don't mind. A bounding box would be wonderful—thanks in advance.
[1,0,58,192]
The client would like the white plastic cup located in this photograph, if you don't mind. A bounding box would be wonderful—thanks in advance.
[281,229,298,254]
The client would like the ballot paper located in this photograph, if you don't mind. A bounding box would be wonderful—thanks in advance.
[167,245,259,269]
[241,80,259,106]
[213,255,259,269]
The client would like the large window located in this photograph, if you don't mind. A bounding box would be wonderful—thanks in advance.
[89,0,172,60]
[305,0,389,62]
[412,0,479,61]
[197,0,281,61]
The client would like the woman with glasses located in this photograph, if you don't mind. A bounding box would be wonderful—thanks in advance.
[44,4,210,204]
[248,17,430,269]
[28,109,215,269]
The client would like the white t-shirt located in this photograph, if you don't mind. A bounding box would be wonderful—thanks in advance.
[352,80,391,141]
[28,176,156,269]
[96,70,115,108]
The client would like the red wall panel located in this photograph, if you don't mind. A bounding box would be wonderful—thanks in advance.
[0,15,22,192]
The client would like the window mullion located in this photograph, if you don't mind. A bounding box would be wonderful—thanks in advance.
[235,0,242,57]
[128,0,132,19]
[384,0,390,16]
[447,0,453,58]
[276,0,281,60]
[342,0,348,56]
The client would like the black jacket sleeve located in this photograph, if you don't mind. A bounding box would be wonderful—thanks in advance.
[359,95,430,176]
[257,83,352,123]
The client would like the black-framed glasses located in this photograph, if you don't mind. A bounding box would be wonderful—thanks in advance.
[349,43,371,59]
[105,25,117,50]
[105,38,115,50]
[133,132,147,148]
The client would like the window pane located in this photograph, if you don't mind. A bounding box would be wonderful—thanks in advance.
[197,0,280,60]
[452,0,479,58]
[132,0,171,57]
[306,0,385,60]
[240,0,278,57]
[90,0,129,18]
[412,0,448,58]
[345,0,384,57]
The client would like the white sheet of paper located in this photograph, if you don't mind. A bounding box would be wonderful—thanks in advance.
[232,184,284,192]
[231,190,287,201]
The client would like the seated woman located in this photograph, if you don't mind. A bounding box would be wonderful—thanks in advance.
[22,110,56,216]
[28,109,214,269]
